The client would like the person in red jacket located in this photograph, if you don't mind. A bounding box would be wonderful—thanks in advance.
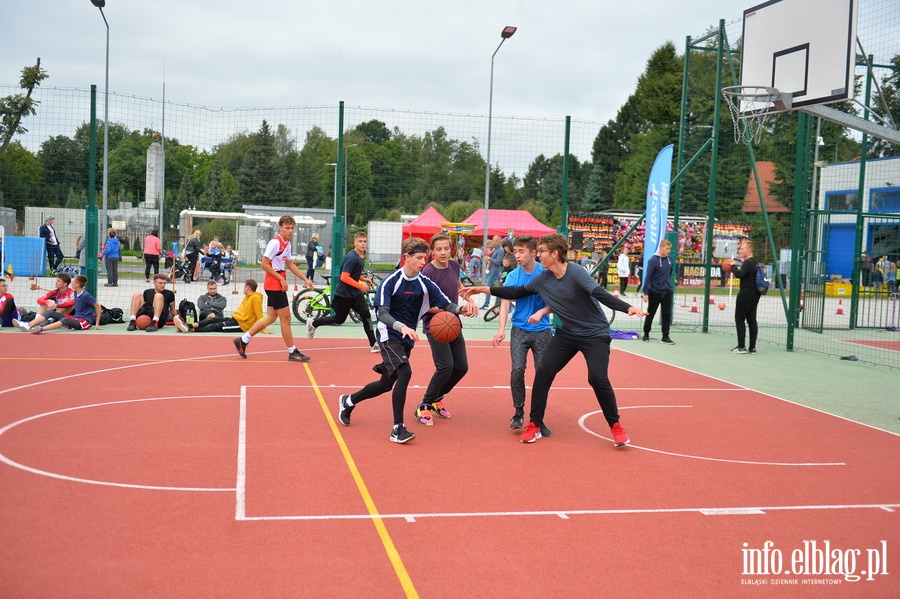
[36,273,76,316]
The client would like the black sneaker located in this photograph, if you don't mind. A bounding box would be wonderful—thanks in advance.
[660,337,675,345]
[539,422,552,438]
[731,346,747,354]
[145,324,158,332]
[233,337,247,359]
[748,348,757,355]
[642,334,649,342]
[338,394,354,426]
[390,424,415,444]
[127,322,137,332]
[510,411,524,429]
[288,349,311,362]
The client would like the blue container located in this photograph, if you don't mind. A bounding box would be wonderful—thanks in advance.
[4,236,46,277]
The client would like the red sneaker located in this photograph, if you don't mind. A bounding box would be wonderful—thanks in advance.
[610,422,630,446]
[519,422,542,443]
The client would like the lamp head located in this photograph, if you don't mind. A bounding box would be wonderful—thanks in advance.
[501,26,517,39]
[90,0,106,7]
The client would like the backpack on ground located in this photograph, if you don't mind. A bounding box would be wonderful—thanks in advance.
[756,264,770,295]
[100,305,124,325]
[178,299,198,323]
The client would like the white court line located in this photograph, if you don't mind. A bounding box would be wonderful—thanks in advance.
[578,408,846,467]
[237,502,900,522]
[235,387,247,519]
[0,396,238,491]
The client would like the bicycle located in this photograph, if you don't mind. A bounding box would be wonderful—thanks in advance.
[291,270,382,324]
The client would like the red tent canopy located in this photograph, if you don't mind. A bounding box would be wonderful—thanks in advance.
[402,207,447,239]
[464,209,555,239]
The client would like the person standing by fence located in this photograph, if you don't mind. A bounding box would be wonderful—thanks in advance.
[143,229,163,282]
[102,228,121,287]
[641,239,675,345]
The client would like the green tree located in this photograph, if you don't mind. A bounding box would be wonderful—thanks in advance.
[0,58,48,157]
[869,53,900,158]
[0,141,42,217]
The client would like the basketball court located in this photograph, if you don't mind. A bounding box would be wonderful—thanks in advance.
[0,333,897,597]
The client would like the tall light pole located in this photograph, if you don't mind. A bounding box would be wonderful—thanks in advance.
[483,25,517,253]
[344,144,358,236]
[90,0,109,234]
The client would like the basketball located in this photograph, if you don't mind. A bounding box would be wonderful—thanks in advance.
[430,311,461,343]
[718,302,727,311]
[136,314,152,330]
[722,259,733,274]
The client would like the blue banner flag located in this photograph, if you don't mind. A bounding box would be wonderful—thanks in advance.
[642,145,674,279]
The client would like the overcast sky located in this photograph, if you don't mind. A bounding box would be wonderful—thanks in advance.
[3,0,756,124]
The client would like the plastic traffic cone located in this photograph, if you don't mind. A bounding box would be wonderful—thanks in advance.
[836,299,844,315]
[709,291,716,305]
[294,284,299,292]
[690,297,698,313]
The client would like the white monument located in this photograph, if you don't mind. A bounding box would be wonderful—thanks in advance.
[145,133,164,209]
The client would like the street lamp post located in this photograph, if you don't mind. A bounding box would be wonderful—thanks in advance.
[344,144,358,235]
[90,0,109,234]
[482,25,517,253]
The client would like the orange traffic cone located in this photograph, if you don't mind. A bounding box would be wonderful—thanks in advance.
[709,291,716,305]
[836,299,844,315]
[294,284,299,292]
[614,290,619,299]
[690,297,698,313]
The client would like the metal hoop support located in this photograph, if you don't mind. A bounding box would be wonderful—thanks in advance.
[721,85,792,145]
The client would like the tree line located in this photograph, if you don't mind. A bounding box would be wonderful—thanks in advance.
[1,45,897,245]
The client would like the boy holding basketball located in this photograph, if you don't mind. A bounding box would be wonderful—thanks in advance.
[462,233,646,447]
[337,237,476,444]
[233,215,315,361]
[127,274,189,332]
[414,233,479,426]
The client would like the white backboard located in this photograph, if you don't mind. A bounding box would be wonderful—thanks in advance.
[740,0,858,114]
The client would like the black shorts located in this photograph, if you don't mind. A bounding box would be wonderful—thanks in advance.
[265,290,289,311]
[136,304,167,328]
[375,339,412,377]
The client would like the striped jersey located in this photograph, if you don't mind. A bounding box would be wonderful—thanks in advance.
[373,268,451,347]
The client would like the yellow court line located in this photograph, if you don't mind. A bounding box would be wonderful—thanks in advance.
[302,363,419,599]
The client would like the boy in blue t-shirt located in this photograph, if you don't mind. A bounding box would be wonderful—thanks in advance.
[492,235,553,431]
[22,274,102,333]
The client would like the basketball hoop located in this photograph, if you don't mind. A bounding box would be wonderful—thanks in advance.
[721,86,791,145]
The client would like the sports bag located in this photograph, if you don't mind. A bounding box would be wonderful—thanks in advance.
[756,264,770,295]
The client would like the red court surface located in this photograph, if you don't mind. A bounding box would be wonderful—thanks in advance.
[846,338,900,352]
[1,334,898,598]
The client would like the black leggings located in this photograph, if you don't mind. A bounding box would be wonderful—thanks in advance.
[312,294,376,346]
[734,289,760,350]
[144,254,160,278]
[350,363,413,426]
[643,291,672,337]
[421,332,468,405]
[529,329,620,427]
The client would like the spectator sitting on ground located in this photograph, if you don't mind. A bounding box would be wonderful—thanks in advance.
[127,274,189,333]
[189,279,269,334]
[197,280,227,320]
[13,275,102,334]
[36,273,76,316]
[0,278,19,328]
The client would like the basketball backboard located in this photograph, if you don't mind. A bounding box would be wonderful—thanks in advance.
[739,0,858,115]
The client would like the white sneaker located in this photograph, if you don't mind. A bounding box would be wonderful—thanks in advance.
[306,318,316,339]
[371,343,380,353]
[173,316,190,333]
[12,318,30,332]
